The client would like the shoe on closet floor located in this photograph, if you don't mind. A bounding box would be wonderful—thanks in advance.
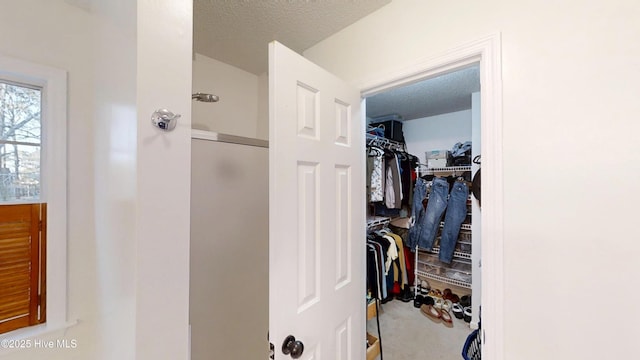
[443,288,452,298]
[423,296,435,306]
[414,294,425,308]
[396,287,414,303]
[420,280,430,295]
[420,304,442,323]
[452,303,464,319]
[428,289,443,299]
[440,309,453,328]
[463,307,472,323]
[449,294,460,304]
[442,299,453,312]
[433,297,445,310]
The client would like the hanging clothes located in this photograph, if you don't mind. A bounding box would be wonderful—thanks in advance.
[438,179,469,263]
[382,229,408,290]
[408,176,470,257]
[366,244,383,300]
[366,141,418,215]
[390,153,403,209]
[367,147,384,202]
[407,178,428,249]
[366,235,389,300]
[384,165,395,209]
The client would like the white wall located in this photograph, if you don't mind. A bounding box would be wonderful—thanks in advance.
[192,53,259,138]
[403,109,471,164]
[0,1,101,358]
[305,0,640,358]
[92,0,137,359]
[1,1,193,359]
[135,1,193,358]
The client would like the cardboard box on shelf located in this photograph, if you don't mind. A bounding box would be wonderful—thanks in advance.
[366,332,381,360]
[426,150,450,168]
[367,301,377,320]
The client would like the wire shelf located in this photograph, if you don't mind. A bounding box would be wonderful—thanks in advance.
[439,222,472,231]
[416,165,471,175]
[366,133,406,152]
[428,246,472,260]
[416,269,472,289]
[366,216,390,229]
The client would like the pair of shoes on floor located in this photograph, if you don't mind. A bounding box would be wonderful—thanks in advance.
[433,297,453,312]
[413,294,424,308]
[428,288,443,299]
[442,288,460,303]
[420,304,453,327]
[395,287,414,303]
[417,279,430,295]
[463,306,472,323]
[452,303,464,319]
[413,294,435,308]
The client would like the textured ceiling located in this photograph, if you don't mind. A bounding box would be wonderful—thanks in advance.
[194,1,479,119]
[366,65,480,121]
[193,0,391,75]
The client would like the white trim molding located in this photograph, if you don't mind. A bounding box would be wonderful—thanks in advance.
[359,33,504,360]
[0,54,70,343]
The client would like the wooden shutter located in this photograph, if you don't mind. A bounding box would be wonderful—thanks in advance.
[0,203,46,334]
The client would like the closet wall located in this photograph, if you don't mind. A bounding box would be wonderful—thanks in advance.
[403,110,472,164]
[192,53,260,136]
[190,136,268,360]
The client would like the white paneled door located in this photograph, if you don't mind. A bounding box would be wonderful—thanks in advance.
[269,41,365,360]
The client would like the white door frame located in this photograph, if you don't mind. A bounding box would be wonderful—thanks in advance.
[357,33,504,360]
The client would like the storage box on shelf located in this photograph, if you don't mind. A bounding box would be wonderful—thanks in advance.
[367,300,378,320]
[366,332,381,360]
[369,114,405,143]
[426,149,451,168]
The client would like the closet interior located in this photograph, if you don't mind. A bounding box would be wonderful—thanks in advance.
[365,65,481,359]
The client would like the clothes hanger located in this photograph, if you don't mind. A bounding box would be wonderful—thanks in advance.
[367,145,384,157]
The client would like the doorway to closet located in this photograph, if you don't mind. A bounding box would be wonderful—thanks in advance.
[364,64,482,359]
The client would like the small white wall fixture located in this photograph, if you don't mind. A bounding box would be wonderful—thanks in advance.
[358,33,504,360]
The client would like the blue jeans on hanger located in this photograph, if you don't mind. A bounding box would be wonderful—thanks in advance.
[417,177,449,250]
[408,178,427,249]
[439,179,469,263]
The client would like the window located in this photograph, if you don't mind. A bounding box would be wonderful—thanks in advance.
[0,54,67,338]
[0,81,42,202]
[0,79,46,334]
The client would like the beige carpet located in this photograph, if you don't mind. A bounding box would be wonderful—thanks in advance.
[367,299,474,360]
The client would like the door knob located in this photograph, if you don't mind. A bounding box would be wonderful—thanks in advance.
[151,109,181,131]
[282,335,304,359]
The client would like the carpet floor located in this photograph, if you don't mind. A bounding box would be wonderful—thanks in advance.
[367,298,474,360]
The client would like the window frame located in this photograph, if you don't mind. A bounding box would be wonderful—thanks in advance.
[0,54,69,340]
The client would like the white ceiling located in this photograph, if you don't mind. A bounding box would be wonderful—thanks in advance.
[194,0,391,75]
[366,65,480,121]
[193,0,480,121]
